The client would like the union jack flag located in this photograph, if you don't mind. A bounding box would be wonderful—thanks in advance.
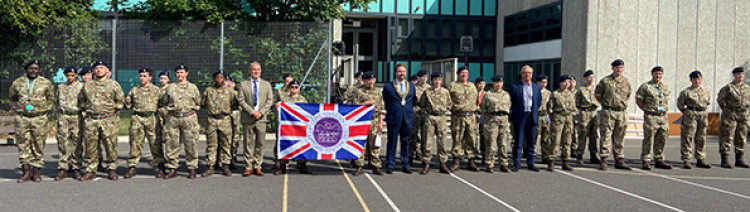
[277,102,374,160]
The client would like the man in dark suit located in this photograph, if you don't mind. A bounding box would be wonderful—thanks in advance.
[382,64,417,174]
[509,65,542,172]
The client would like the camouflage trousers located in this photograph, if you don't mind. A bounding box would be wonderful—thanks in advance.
[545,114,574,160]
[243,120,267,169]
[231,112,241,162]
[409,111,424,156]
[641,114,669,162]
[83,115,119,172]
[451,115,477,159]
[127,114,164,168]
[422,115,449,164]
[483,115,510,167]
[206,115,233,166]
[155,112,167,158]
[356,119,382,168]
[164,114,200,170]
[681,110,708,161]
[537,114,550,156]
[599,109,628,159]
[56,114,83,170]
[719,110,748,155]
[15,114,49,168]
[576,110,599,155]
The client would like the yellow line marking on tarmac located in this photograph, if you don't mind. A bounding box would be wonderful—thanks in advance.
[283,173,288,212]
[336,160,370,212]
[575,167,750,181]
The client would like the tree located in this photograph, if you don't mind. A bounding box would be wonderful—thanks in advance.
[122,0,377,23]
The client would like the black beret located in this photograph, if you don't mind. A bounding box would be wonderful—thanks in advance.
[24,60,40,69]
[282,73,292,80]
[92,61,107,68]
[457,66,468,73]
[138,68,152,74]
[79,67,92,75]
[227,76,236,82]
[431,71,442,78]
[175,64,187,71]
[417,70,428,77]
[158,71,169,78]
[651,66,664,73]
[559,75,571,83]
[569,76,576,81]
[491,74,504,82]
[474,76,485,83]
[288,80,301,86]
[732,67,744,74]
[611,59,624,67]
[689,70,702,79]
[409,74,418,81]
[354,71,363,78]
[536,74,548,82]
[583,70,594,77]
[362,72,375,79]
[63,66,77,74]
[213,71,224,78]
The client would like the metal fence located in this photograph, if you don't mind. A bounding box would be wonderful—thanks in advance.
[1,18,333,112]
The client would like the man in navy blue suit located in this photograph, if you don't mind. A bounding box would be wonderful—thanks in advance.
[382,64,416,174]
[508,65,542,172]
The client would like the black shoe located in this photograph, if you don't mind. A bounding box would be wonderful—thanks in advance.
[402,167,412,174]
[527,165,540,172]
[510,165,519,172]
[385,168,393,174]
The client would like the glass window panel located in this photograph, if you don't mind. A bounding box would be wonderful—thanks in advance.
[398,19,409,37]
[413,19,423,38]
[441,20,452,38]
[470,39,481,57]
[484,42,495,57]
[359,32,374,56]
[441,40,452,57]
[411,41,423,60]
[504,36,515,47]
[426,39,437,56]
[471,21,480,38]
[546,17,561,26]
[456,21,466,36]
[505,16,515,24]
[517,24,527,32]
[343,32,353,55]
[546,27,562,39]
[516,34,528,44]
[530,30,544,42]
[531,20,543,29]
[485,23,495,39]
[427,19,438,38]
[505,25,515,34]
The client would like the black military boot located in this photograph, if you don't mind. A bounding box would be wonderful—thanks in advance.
[576,153,584,164]
[561,160,573,171]
[467,159,479,172]
[31,167,42,182]
[599,157,608,170]
[450,157,461,172]
[736,153,749,168]
[696,159,712,169]
[439,163,451,174]
[720,154,733,169]
[614,158,632,170]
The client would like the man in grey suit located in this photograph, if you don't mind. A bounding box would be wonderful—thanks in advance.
[238,62,275,176]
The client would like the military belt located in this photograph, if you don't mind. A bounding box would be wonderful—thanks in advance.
[427,111,446,116]
[208,113,230,118]
[134,111,155,117]
[88,113,115,120]
[555,111,573,116]
[726,106,748,112]
[602,106,625,111]
[60,110,79,116]
[686,106,705,111]
[169,110,196,118]
[581,107,598,111]
[486,111,509,116]
[452,111,474,117]
[645,111,667,116]
[19,111,46,117]
[538,111,548,116]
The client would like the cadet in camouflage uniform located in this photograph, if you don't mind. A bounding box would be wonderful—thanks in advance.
[595,59,632,170]
[343,71,364,104]
[536,75,551,161]
[202,71,238,177]
[352,72,385,175]
[160,64,202,179]
[154,71,170,166]
[569,76,580,157]
[676,71,712,169]
[124,68,165,179]
[474,76,486,163]
[575,70,600,164]
[274,80,313,175]
[276,73,293,103]
[545,75,576,171]
[54,67,84,181]
[480,75,511,173]
[717,67,750,169]
[636,66,672,170]
[11,60,55,183]
[226,76,241,169]
[78,61,125,181]
[449,66,479,172]
[419,71,452,174]
[410,70,431,163]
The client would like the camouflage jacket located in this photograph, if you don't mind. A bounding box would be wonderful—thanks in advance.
[676,86,710,112]
[78,78,125,115]
[354,86,385,117]
[160,82,201,113]
[548,89,577,115]
[539,88,551,115]
[202,85,238,116]
[717,82,750,110]
[595,74,632,109]
[480,89,511,114]
[576,84,600,109]
[10,76,55,114]
[413,83,432,111]
[56,81,83,113]
[125,83,160,113]
[636,80,670,113]
[448,81,478,112]
[420,87,452,115]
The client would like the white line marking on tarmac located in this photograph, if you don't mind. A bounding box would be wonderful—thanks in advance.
[449,173,521,212]
[0,179,13,183]
[558,171,684,212]
[633,169,750,200]
[364,173,401,212]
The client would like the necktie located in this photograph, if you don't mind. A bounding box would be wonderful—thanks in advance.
[400,82,404,93]
[253,81,258,107]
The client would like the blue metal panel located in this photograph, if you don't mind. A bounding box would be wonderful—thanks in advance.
[410,61,422,76]
[367,1,380,13]
[470,0,483,16]
[426,0,439,14]
[484,0,496,16]
[440,0,453,15]
[468,63,481,82]
[455,0,468,15]
[382,0,396,13]
[412,0,425,14]
[483,63,495,79]
[397,0,410,14]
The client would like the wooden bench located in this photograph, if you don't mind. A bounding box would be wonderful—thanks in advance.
[0,116,15,145]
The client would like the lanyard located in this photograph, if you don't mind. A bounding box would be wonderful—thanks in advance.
[26,77,36,101]
[650,81,662,99]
